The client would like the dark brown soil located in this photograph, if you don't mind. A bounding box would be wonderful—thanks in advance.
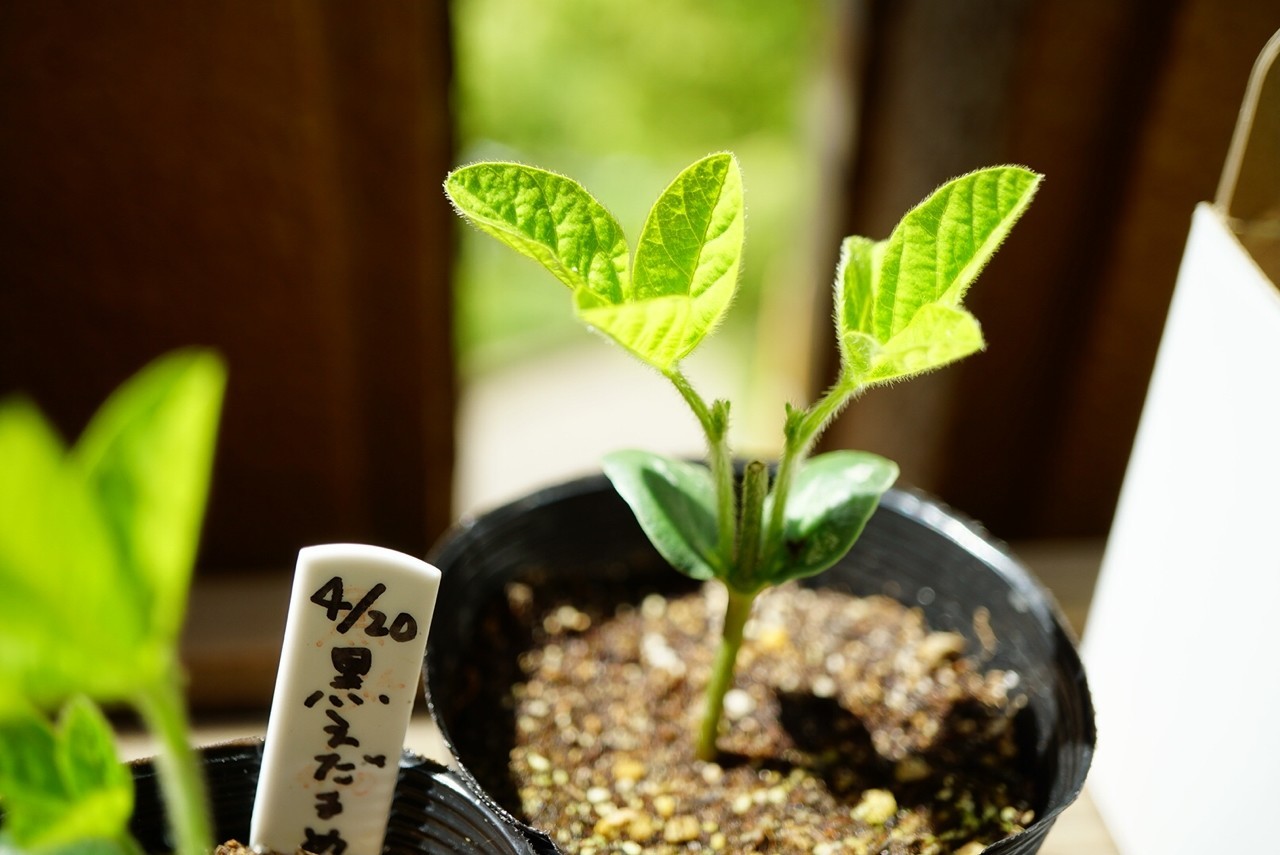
[445,577,1037,854]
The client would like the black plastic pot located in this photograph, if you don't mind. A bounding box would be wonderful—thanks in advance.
[424,473,1095,855]
[128,739,538,853]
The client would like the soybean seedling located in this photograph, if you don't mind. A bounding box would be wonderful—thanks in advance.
[0,350,226,854]
[445,154,1039,760]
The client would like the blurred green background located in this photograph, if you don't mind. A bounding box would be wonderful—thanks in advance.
[451,0,831,377]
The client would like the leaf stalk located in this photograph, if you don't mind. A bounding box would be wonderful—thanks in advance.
[667,369,737,567]
[763,376,862,563]
[133,666,212,855]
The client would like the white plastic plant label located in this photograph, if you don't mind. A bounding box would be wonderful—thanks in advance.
[1083,28,1280,855]
[250,544,441,855]
[1083,203,1280,854]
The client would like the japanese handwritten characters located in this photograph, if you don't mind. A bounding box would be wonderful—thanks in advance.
[251,544,440,855]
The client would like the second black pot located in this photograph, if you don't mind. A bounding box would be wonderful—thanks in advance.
[127,739,538,853]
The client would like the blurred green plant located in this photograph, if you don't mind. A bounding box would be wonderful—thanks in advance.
[0,350,225,854]
[446,153,1041,759]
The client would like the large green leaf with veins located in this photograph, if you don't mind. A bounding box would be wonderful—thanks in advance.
[580,153,743,370]
[837,166,1040,386]
[446,154,743,371]
[444,161,630,304]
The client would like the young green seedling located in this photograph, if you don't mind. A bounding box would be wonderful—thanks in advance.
[445,154,1039,760]
[0,350,226,854]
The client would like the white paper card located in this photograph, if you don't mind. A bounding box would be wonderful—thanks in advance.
[1083,203,1280,853]
[250,544,440,855]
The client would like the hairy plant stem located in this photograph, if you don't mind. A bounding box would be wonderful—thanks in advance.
[669,366,861,761]
[696,586,757,761]
[697,462,767,761]
[763,378,861,562]
[667,369,736,567]
[134,665,211,855]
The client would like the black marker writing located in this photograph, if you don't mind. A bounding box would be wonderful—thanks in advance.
[309,576,418,642]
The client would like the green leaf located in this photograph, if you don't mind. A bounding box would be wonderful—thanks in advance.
[444,161,629,304]
[0,402,149,708]
[72,349,226,644]
[874,166,1039,338]
[0,350,225,709]
[579,153,744,370]
[762,451,898,584]
[864,303,985,384]
[445,155,744,372]
[0,699,134,851]
[837,166,1040,386]
[602,450,721,581]
[833,236,880,380]
[834,236,876,343]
